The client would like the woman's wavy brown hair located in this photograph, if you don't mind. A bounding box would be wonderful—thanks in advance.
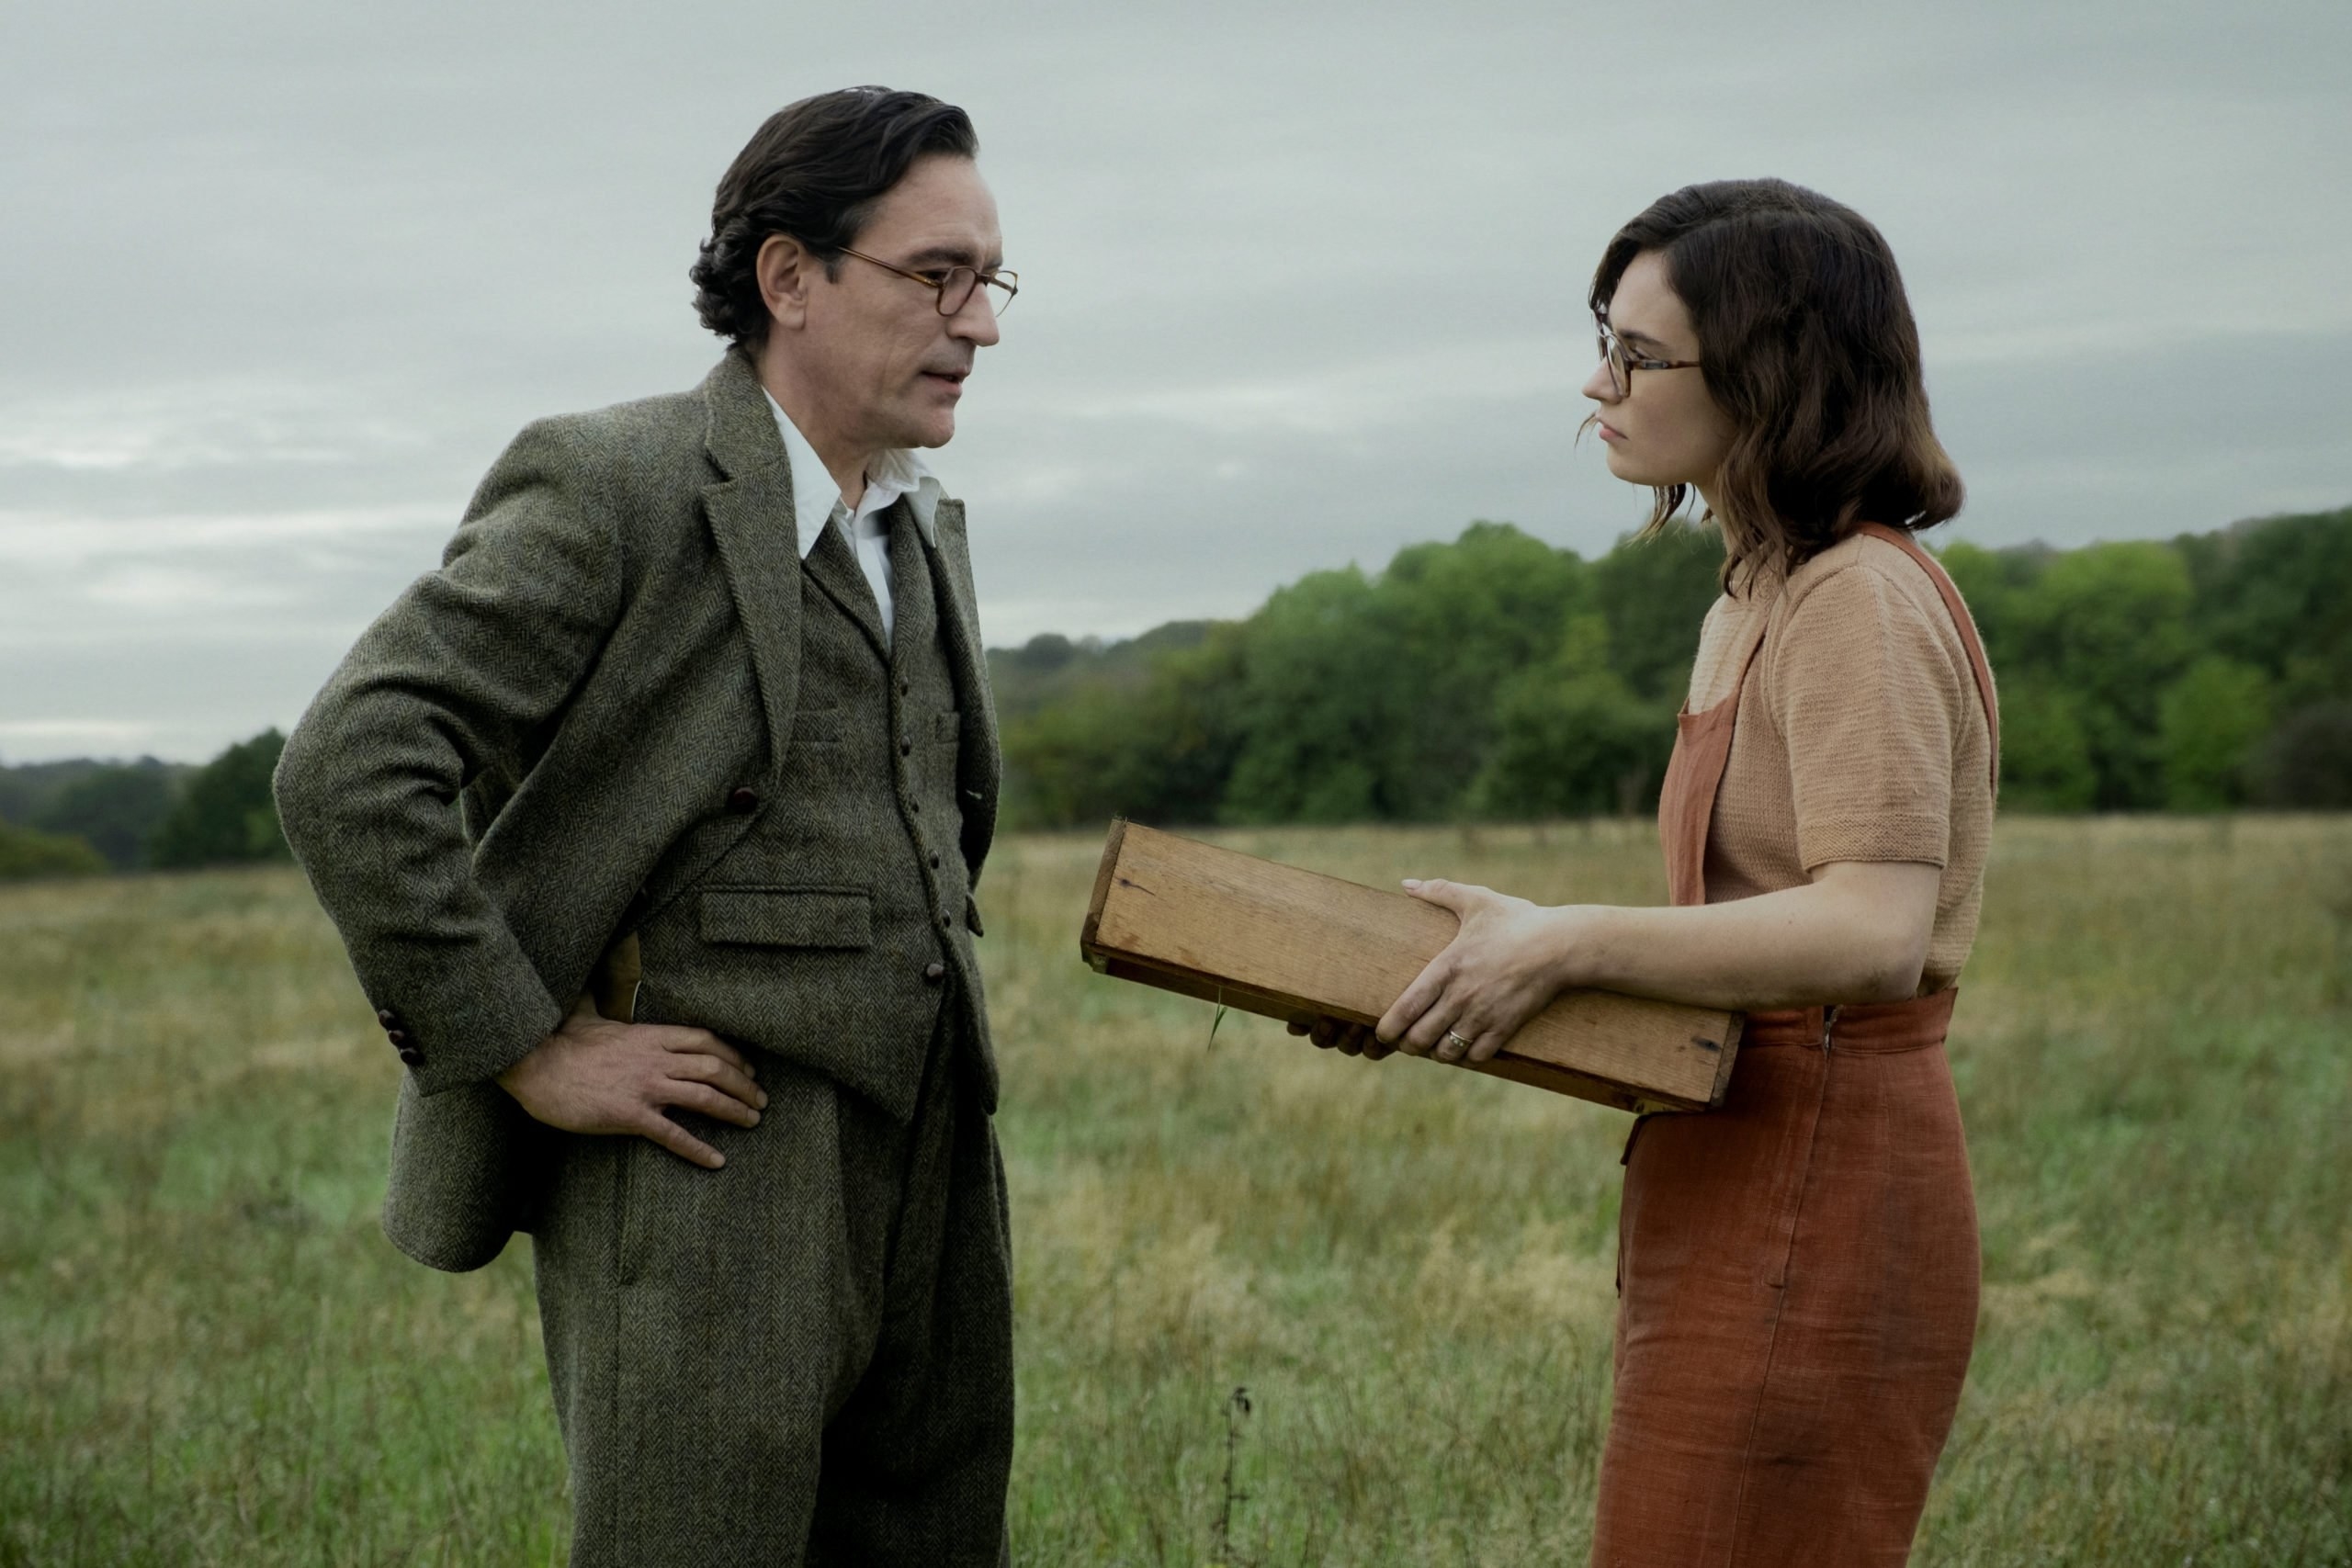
[1589,179,1964,591]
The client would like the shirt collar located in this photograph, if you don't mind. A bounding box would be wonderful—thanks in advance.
[763,389,942,561]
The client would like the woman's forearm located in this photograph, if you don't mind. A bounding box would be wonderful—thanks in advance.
[1374,863,1941,1058]
[1551,866,1939,1013]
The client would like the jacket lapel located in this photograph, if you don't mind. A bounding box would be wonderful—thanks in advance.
[698,352,802,776]
[800,518,890,659]
[921,498,1001,876]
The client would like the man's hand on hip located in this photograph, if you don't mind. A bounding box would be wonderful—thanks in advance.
[497,997,766,1168]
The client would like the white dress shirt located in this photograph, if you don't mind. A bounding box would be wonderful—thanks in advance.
[763,389,944,646]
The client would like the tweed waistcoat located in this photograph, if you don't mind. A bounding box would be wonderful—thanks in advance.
[628,507,987,1120]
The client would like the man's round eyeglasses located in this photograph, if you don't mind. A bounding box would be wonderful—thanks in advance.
[838,246,1019,317]
[1597,320,1700,398]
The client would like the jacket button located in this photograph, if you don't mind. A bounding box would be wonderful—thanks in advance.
[727,786,760,814]
[376,1008,399,1029]
[386,1029,412,1048]
[937,909,952,930]
[397,1046,425,1068]
[923,961,947,984]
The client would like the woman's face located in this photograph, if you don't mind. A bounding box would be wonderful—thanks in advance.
[1581,249,1737,495]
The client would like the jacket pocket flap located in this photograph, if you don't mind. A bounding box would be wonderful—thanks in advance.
[698,887,873,948]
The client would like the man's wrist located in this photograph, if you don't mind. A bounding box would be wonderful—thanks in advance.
[494,1032,556,1098]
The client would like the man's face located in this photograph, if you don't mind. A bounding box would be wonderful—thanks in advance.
[791,154,1003,454]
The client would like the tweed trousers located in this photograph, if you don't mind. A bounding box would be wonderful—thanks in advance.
[530,999,1013,1567]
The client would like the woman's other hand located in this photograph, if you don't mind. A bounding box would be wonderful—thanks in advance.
[1376,879,1578,1065]
[1285,1014,1393,1059]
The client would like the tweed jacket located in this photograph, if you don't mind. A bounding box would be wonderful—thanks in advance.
[275,351,1001,1272]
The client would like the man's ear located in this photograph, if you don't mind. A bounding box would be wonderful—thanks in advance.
[755,234,815,333]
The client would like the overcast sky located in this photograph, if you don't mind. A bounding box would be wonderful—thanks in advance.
[4,0,2346,762]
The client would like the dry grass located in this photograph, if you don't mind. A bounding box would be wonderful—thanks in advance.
[3,818,2348,1564]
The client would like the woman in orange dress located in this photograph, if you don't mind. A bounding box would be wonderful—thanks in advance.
[1330,180,1997,1565]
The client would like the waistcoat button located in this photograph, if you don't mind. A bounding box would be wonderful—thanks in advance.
[900,735,914,755]
[928,851,941,868]
[923,961,947,984]
[727,786,760,814]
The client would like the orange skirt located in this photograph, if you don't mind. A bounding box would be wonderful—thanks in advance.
[1592,991,1979,1567]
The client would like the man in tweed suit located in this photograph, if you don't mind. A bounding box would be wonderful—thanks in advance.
[275,88,1016,1565]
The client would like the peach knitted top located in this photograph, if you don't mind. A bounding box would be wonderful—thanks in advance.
[1682,530,1998,994]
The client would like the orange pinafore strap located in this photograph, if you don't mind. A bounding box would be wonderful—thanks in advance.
[1856,522,1999,791]
[1655,614,1766,909]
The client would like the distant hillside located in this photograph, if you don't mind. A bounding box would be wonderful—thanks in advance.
[986,621,1215,725]
[0,758,191,830]
[0,753,243,876]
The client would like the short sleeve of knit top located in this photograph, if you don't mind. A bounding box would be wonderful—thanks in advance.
[1684,532,1997,993]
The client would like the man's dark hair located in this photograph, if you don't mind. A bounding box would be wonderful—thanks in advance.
[1588,178,1965,591]
[691,87,978,348]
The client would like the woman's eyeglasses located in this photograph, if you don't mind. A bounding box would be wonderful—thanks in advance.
[1597,320,1701,397]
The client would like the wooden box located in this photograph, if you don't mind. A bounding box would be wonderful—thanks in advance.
[1080,821,1742,1113]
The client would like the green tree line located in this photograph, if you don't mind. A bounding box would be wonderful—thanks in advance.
[993,503,2352,829]
[0,733,290,882]
[7,502,2343,878]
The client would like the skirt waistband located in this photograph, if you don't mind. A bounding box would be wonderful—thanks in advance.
[1741,987,1957,1053]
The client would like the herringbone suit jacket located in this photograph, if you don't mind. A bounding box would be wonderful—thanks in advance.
[275,351,1001,1273]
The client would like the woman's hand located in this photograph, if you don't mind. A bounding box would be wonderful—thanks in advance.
[1376,879,1578,1065]
[1285,1014,1394,1060]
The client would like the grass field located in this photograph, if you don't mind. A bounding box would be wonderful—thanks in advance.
[4,817,2349,1565]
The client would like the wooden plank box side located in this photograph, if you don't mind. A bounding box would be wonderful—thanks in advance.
[1080,822,1742,1114]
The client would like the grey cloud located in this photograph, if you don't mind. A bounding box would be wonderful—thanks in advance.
[4,0,2346,760]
